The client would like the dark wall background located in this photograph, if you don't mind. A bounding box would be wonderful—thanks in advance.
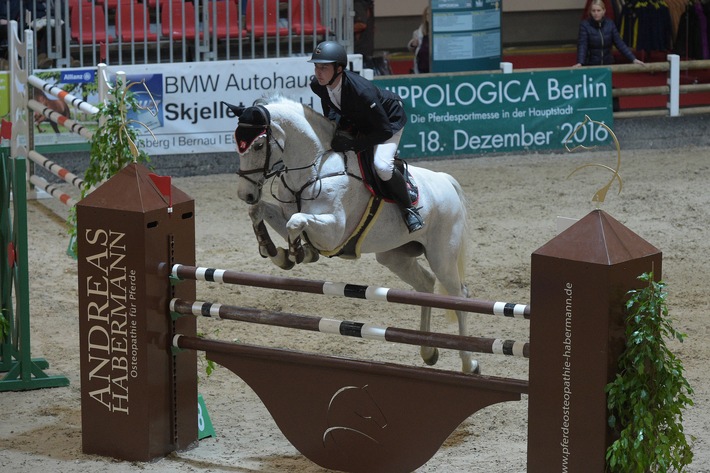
[374,11,582,53]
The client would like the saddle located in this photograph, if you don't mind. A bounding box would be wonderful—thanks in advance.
[316,149,419,260]
[356,147,419,205]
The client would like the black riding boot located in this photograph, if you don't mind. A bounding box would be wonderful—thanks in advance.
[382,168,424,233]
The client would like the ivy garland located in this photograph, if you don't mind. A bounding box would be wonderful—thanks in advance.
[606,272,695,472]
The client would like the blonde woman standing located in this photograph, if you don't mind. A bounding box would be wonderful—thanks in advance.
[574,0,645,67]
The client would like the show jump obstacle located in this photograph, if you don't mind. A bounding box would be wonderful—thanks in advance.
[0,22,72,391]
[76,164,662,472]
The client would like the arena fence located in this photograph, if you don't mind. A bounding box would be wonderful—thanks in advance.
[515,55,710,118]
[8,21,125,210]
[4,0,353,68]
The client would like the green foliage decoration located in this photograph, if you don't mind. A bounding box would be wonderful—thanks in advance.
[0,308,9,339]
[606,272,694,472]
[67,79,155,250]
[196,329,218,377]
[84,78,153,196]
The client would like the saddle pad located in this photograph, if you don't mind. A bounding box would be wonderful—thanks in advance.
[356,149,419,205]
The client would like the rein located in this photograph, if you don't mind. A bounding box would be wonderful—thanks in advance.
[273,153,363,211]
[237,107,362,211]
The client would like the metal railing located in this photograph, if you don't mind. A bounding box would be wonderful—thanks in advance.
[502,55,710,118]
[1,0,352,68]
[609,57,710,118]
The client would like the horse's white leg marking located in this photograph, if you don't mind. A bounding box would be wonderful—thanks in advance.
[250,201,289,240]
[285,212,340,241]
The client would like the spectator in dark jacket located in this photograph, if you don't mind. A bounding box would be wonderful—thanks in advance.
[574,0,645,66]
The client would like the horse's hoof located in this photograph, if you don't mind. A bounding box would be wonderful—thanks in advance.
[278,259,295,270]
[303,246,320,263]
[464,360,481,375]
[273,248,295,270]
[422,348,439,366]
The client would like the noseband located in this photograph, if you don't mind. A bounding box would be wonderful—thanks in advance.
[236,105,285,187]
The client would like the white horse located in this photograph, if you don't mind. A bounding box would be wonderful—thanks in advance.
[227,96,478,374]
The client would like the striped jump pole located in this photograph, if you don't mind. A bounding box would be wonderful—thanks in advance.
[27,99,95,140]
[170,298,530,358]
[170,264,530,319]
[27,75,101,115]
[28,174,77,207]
[27,150,92,192]
[23,75,101,209]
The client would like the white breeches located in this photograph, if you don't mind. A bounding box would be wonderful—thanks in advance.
[373,128,404,181]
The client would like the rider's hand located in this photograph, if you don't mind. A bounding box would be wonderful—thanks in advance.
[331,131,356,152]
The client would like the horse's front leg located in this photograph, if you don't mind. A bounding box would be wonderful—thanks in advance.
[286,212,339,263]
[248,202,296,270]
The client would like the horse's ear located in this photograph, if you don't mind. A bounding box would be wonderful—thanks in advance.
[223,102,245,117]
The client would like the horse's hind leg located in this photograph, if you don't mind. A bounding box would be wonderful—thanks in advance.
[426,248,479,374]
[375,250,440,367]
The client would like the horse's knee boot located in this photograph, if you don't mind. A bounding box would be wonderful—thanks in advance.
[288,236,305,263]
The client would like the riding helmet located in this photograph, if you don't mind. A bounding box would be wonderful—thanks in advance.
[308,41,348,68]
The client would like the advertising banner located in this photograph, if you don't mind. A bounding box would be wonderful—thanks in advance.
[2,61,613,159]
[108,57,319,155]
[376,67,614,159]
[0,57,322,154]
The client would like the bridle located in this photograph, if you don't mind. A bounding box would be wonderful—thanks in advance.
[235,105,286,188]
[236,104,362,210]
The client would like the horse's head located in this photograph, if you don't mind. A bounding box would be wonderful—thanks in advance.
[225,101,286,204]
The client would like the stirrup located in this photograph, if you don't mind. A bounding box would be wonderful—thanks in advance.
[403,207,424,233]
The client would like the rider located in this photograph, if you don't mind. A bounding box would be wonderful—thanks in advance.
[308,40,424,233]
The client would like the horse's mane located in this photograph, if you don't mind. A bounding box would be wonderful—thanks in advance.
[257,93,335,146]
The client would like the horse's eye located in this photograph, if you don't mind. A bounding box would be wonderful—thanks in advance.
[254,142,265,151]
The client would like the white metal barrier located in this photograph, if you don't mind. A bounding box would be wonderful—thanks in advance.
[6,0,353,68]
[9,21,125,207]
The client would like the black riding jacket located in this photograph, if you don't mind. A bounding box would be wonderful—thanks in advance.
[576,17,637,65]
[310,70,406,150]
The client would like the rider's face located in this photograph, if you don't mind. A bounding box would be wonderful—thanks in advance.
[314,63,339,87]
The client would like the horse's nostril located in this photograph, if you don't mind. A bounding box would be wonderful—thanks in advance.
[246,194,256,204]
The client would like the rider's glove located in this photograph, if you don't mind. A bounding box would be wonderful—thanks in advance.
[331,130,357,152]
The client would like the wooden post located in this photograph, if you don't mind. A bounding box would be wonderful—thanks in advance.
[527,210,662,471]
[77,163,197,461]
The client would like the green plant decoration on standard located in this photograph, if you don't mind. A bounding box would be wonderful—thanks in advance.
[606,272,695,472]
[67,79,155,254]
